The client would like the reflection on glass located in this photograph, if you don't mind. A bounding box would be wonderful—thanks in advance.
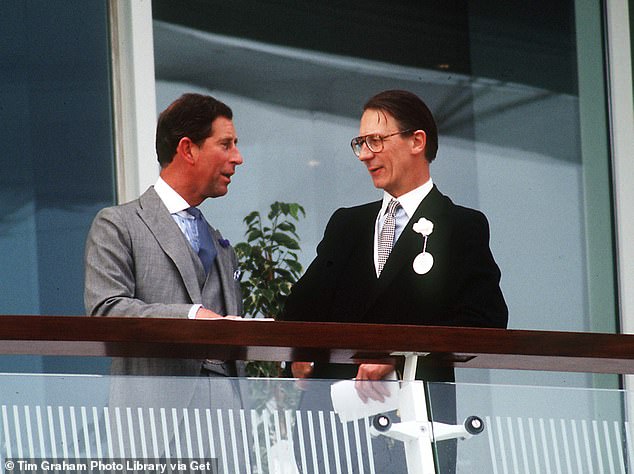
[0,2,115,317]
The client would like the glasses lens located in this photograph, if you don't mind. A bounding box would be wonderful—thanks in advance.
[366,135,383,153]
[351,137,363,156]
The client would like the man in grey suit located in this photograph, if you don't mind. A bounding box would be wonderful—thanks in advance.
[84,94,245,449]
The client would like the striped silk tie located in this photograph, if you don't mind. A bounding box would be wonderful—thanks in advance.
[377,199,400,275]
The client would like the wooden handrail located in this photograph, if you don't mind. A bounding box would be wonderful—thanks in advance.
[1,315,633,374]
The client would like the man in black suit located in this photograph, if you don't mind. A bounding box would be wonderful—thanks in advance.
[280,90,508,472]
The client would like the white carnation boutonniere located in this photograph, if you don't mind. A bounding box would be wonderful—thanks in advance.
[412,217,434,275]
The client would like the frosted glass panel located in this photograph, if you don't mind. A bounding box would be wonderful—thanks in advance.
[0,374,629,473]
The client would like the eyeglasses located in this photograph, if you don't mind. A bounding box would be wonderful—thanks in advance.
[350,129,414,157]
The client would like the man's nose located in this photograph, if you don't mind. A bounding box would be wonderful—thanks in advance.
[232,147,244,165]
[357,143,374,161]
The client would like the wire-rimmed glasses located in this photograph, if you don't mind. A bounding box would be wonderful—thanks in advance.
[350,129,414,157]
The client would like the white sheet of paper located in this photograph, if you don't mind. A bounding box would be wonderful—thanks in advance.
[330,370,400,422]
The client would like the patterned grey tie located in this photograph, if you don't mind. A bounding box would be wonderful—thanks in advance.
[377,199,400,275]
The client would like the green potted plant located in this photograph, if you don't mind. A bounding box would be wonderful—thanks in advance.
[234,201,305,376]
[234,202,306,471]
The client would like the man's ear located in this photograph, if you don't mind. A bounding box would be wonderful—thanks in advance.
[175,137,196,165]
[411,130,427,155]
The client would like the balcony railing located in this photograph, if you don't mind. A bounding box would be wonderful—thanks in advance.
[0,315,633,473]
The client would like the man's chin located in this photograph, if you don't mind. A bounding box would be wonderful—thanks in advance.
[370,177,385,190]
[208,187,229,199]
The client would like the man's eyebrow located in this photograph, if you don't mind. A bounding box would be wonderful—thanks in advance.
[219,136,238,144]
[217,133,236,140]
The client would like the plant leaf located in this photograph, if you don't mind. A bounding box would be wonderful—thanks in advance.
[271,232,300,249]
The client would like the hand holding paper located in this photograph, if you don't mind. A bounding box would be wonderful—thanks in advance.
[330,370,400,423]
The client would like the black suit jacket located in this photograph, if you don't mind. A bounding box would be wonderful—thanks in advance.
[281,186,508,379]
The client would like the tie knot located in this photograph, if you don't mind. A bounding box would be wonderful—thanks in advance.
[386,199,400,216]
[187,207,202,219]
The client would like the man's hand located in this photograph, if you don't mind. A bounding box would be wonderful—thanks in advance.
[354,363,395,403]
[291,361,314,378]
[195,308,241,319]
[195,308,222,319]
[291,361,314,390]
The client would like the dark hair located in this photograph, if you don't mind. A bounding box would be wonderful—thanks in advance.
[364,90,438,162]
[155,93,233,167]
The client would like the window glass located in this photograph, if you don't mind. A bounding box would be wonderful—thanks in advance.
[0,1,115,371]
[152,0,615,385]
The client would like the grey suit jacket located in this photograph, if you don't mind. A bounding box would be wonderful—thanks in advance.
[84,187,243,389]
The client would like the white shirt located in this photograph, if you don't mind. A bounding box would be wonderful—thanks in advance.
[154,177,202,319]
[373,179,434,276]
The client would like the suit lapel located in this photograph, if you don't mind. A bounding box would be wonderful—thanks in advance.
[353,202,381,282]
[137,188,203,304]
[335,202,382,318]
[373,186,448,297]
[208,227,240,315]
[346,202,381,293]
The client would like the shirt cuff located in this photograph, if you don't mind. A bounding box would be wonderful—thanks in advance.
[188,304,203,319]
